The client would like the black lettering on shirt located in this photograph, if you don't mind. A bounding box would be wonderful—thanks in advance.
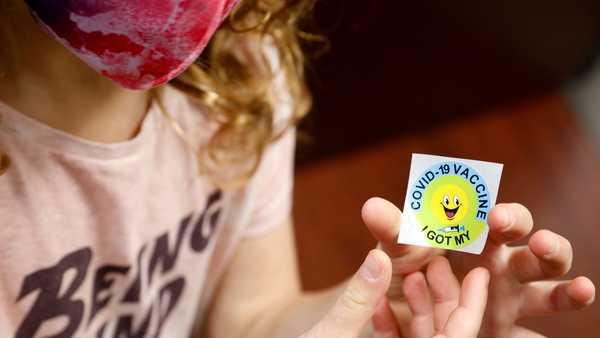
[16,248,92,338]
[14,190,223,338]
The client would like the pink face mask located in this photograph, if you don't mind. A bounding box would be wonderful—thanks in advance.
[25,0,241,89]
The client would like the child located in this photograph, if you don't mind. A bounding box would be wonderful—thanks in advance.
[0,1,594,337]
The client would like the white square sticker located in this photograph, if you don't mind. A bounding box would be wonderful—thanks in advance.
[398,154,504,254]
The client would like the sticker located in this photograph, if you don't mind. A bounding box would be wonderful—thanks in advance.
[398,154,503,254]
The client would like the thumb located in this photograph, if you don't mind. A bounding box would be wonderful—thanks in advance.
[305,250,392,338]
[362,198,441,274]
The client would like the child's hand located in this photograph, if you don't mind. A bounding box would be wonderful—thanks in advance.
[301,250,394,338]
[362,198,596,338]
[370,257,489,338]
[372,256,490,338]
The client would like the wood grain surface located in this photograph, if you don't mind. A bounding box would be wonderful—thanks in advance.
[293,93,600,337]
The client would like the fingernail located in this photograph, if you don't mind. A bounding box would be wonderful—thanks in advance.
[500,206,514,233]
[544,238,559,258]
[482,267,491,284]
[360,251,382,282]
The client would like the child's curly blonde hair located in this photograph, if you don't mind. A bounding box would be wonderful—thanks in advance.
[0,0,319,185]
[164,0,319,188]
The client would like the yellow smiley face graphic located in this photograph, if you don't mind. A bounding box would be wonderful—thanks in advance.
[431,184,469,224]
[411,163,490,250]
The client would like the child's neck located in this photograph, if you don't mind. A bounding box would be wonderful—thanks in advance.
[0,0,151,144]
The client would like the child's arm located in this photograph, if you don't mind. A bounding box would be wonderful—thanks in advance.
[199,218,395,338]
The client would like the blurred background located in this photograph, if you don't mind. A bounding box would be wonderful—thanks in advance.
[292,1,600,337]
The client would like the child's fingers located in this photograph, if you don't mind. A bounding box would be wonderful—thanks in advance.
[305,250,392,338]
[362,197,402,246]
[442,267,490,338]
[519,277,595,317]
[372,330,402,338]
[508,230,573,283]
[372,297,402,338]
[402,271,435,338]
[425,256,460,332]
[510,326,549,338]
[362,197,419,260]
[362,197,441,274]
[487,203,534,246]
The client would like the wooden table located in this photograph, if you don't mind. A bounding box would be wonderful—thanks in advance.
[293,93,600,337]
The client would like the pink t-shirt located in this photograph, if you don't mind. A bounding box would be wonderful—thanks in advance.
[0,84,295,338]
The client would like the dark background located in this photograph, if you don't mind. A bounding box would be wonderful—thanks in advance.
[292,1,600,337]
[298,0,600,162]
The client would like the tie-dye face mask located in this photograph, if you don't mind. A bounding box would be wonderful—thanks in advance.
[24,0,241,89]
